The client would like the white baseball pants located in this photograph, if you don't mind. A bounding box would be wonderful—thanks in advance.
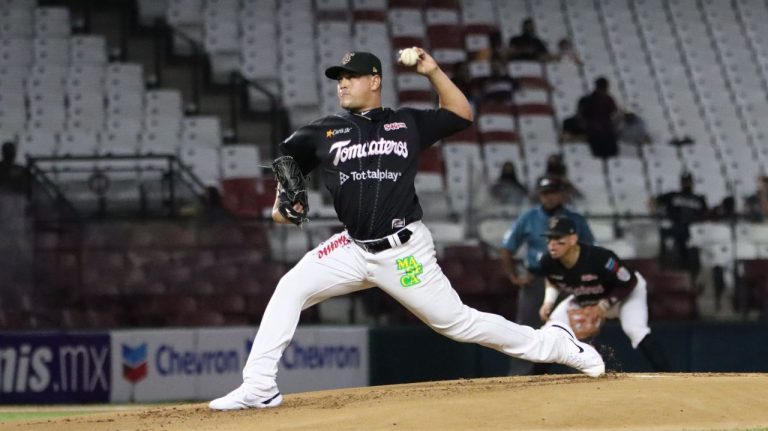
[242,221,569,395]
[548,273,651,348]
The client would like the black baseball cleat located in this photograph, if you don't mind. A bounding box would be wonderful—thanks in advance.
[549,322,605,377]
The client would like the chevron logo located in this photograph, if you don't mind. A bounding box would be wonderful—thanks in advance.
[122,343,148,384]
[339,171,349,185]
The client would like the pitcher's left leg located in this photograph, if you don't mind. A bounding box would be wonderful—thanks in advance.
[619,273,651,348]
[620,273,669,370]
[369,223,604,375]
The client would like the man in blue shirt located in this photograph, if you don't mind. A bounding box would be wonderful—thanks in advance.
[500,175,594,374]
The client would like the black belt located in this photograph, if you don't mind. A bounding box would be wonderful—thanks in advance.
[353,229,413,254]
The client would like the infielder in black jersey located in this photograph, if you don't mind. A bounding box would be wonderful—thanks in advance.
[209,50,605,411]
[538,216,669,371]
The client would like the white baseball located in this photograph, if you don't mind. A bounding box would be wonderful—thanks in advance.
[399,47,419,67]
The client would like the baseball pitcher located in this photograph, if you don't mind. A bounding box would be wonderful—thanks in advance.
[209,50,605,411]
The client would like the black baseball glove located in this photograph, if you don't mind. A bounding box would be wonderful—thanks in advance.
[271,156,309,226]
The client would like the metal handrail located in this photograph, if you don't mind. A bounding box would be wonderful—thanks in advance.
[27,153,211,220]
[154,20,285,157]
[26,157,81,222]
[153,19,204,112]
[231,73,285,159]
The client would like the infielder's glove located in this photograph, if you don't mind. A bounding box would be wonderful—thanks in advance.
[271,156,309,226]
[567,305,605,340]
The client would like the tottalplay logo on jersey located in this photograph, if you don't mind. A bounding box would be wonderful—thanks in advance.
[122,343,148,384]
[339,169,401,186]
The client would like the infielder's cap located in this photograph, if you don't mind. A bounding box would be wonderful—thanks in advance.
[325,51,382,79]
[543,216,577,238]
[536,175,562,193]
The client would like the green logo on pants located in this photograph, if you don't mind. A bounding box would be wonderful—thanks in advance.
[396,255,423,287]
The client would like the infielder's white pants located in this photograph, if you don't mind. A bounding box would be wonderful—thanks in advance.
[548,273,651,348]
[242,221,569,395]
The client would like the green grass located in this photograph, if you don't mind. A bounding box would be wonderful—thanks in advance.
[0,402,184,423]
[0,410,98,422]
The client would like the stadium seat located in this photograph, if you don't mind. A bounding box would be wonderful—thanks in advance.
[221,177,276,218]
[0,8,34,38]
[181,116,222,148]
[180,146,220,186]
[734,258,768,316]
[33,36,69,66]
[647,272,698,321]
[59,129,100,155]
[34,6,71,37]
[221,144,262,179]
[18,129,59,157]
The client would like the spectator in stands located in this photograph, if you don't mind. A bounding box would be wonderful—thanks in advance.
[670,135,694,147]
[744,175,768,222]
[489,28,505,62]
[555,38,582,65]
[544,153,583,205]
[652,172,708,273]
[0,141,27,195]
[578,77,620,159]
[709,196,735,222]
[561,110,587,142]
[451,61,476,104]
[479,60,517,104]
[490,161,529,207]
[508,18,549,62]
[500,175,594,375]
[618,111,651,147]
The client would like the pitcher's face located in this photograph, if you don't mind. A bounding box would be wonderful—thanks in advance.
[337,71,381,112]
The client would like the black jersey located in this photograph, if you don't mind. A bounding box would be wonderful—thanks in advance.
[656,191,707,225]
[280,107,471,240]
[539,243,637,306]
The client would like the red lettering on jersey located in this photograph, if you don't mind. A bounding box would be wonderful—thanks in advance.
[557,283,605,296]
[317,235,351,259]
[383,122,407,131]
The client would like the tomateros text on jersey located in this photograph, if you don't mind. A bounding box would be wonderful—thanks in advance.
[329,139,409,166]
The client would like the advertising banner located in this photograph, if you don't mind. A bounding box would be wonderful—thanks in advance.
[276,326,369,394]
[111,328,200,402]
[111,326,369,402]
[195,327,260,400]
[0,332,111,403]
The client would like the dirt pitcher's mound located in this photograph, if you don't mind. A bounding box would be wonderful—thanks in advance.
[4,373,768,431]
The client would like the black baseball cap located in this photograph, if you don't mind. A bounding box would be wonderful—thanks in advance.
[536,175,562,193]
[325,51,382,80]
[543,216,577,238]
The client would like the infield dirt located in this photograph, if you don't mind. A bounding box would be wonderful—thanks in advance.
[2,373,766,431]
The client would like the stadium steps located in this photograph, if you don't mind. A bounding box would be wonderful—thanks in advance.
[84,0,274,148]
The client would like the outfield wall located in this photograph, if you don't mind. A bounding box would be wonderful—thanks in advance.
[0,326,369,403]
[1,322,767,404]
